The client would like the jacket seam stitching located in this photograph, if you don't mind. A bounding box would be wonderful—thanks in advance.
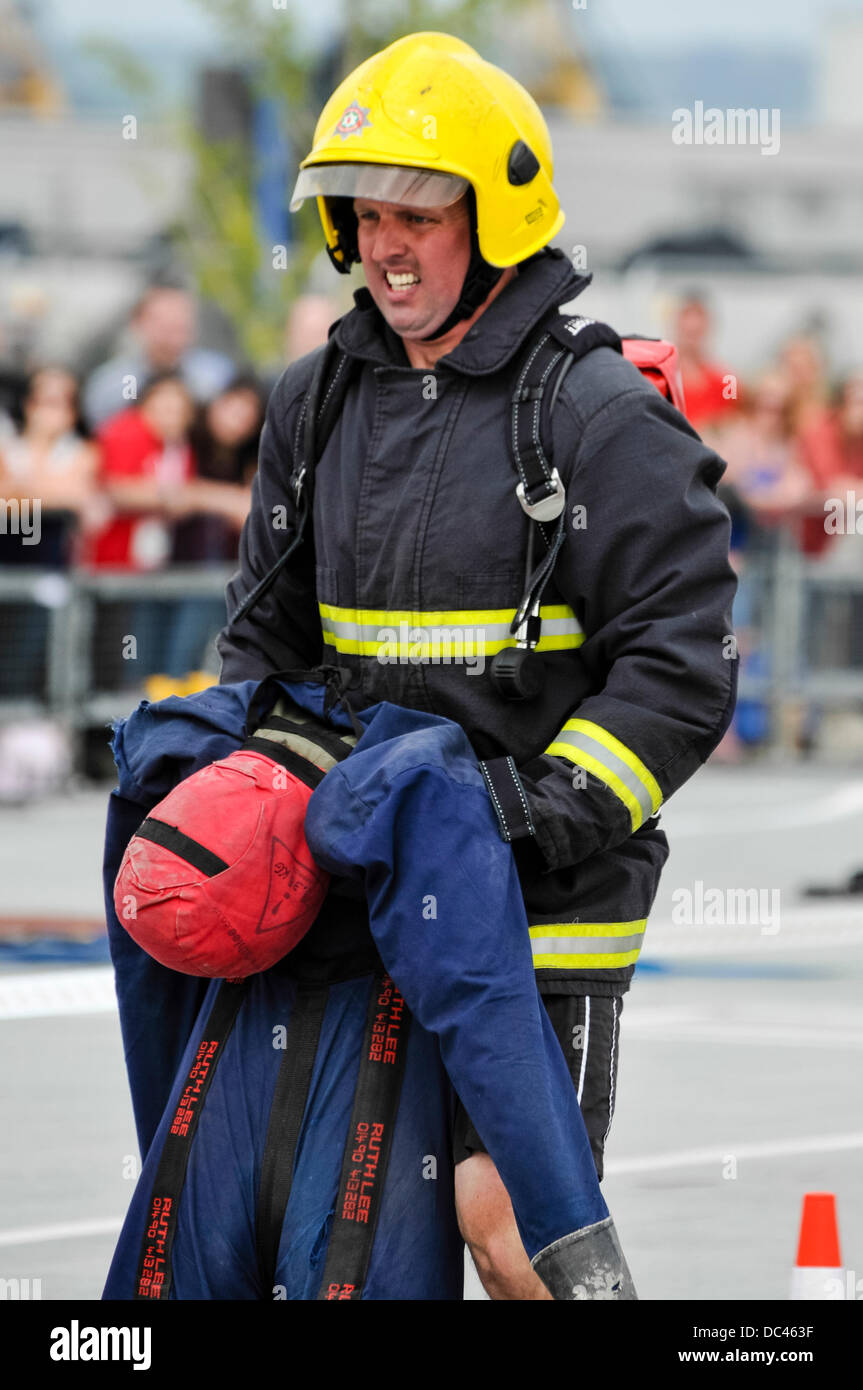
[414,378,470,712]
[560,385,650,464]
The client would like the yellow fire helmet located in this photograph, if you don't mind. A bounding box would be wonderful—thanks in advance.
[290,31,564,273]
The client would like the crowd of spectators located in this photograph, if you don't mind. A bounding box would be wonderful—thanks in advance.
[672,293,863,753]
[0,284,338,701]
[673,293,863,553]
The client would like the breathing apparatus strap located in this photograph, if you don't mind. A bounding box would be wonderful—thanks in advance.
[227,337,354,628]
[507,312,624,636]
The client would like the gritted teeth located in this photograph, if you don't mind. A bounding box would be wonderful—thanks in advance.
[385,271,420,286]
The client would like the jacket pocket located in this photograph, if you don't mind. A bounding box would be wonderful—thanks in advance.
[315,565,339,607]
[456,569,524,611]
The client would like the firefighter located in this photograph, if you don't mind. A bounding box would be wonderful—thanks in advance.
[217,31,737,1299]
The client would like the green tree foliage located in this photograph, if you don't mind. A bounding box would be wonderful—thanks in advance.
[94,0,527,367]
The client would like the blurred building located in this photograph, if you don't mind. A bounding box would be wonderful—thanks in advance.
[817,13,863,127]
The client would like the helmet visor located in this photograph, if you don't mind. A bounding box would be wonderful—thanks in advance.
[290,162,469,213]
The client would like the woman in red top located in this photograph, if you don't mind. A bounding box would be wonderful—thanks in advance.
[87,372,259,688]
[87,373,197,571]
[672,294,740,441]
[85,375,198,690]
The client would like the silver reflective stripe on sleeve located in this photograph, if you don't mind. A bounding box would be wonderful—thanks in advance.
[552,727,655,826]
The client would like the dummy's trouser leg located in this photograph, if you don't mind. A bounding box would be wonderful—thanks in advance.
[125,970,418,1302]
[255,968,411,1301]
[304,712,639,1298]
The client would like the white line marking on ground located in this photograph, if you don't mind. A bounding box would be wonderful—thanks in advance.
[0,1216,123,1248]
[667,782,863,836]
[621,1021,863,1049]
[605,1132,863,1176]
[0,967,116,1020]
[620,1006,863,1048]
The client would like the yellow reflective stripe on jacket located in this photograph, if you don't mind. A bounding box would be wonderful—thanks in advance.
[319,603,583,658]
[529,919,647,971]
[546,717,662,832]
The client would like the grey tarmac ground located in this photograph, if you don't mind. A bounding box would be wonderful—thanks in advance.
[1,760,862,1302]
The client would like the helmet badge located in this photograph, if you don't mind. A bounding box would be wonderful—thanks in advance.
[334,100,372,139]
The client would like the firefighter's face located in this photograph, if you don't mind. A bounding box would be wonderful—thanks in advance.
[354,194,473,341]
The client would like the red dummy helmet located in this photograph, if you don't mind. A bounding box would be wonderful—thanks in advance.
[113,707,355,978]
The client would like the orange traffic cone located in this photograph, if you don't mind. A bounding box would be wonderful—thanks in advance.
[790,1193,845,1300]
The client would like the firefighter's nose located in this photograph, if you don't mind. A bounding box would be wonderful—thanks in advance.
[371,213,410,265]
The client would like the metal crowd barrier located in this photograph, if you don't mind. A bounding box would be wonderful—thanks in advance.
[0,565,235,728]
[731,521,863,753]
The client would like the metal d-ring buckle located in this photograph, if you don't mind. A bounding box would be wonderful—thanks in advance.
[516,468,565,522]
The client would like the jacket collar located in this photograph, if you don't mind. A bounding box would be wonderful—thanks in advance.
[332,249,592,376]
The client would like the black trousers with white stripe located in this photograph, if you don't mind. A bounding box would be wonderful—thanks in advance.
[452,994,622,1182]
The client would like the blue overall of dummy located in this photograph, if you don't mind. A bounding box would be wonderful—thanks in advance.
[304,704,608,1261]
[102,678,605,1296]
[103,677,463,1298]
[102,965,462,1299]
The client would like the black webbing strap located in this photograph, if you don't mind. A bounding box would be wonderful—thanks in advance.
[241,710,357,789]
[229,338,355,628]
[510,313,622,514]
[479,754,537,842]
[511,334,570,512]
[133,980,248,1300]
[255,982,331,1294]
[134,817,229,878]
[317,971,411,1301]
[257,714,356,765]
[308,348,356,487]
[241,735,327,788]
[507,312,624,630]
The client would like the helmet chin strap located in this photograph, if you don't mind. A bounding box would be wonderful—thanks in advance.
[417,188,504,341]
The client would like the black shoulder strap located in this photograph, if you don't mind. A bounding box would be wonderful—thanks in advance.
[228,340,356,627]
[544,312,623,357]
[505,313,623,635]
[510,312,622,513]
[298,343,357,504]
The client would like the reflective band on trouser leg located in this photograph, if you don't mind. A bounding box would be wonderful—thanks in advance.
[317,971,411,1300]
[546,719,662,831]
[133,980,249,1301]
[319,603,584,658]
[530,920,648,971]
[255,982,330,1293]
